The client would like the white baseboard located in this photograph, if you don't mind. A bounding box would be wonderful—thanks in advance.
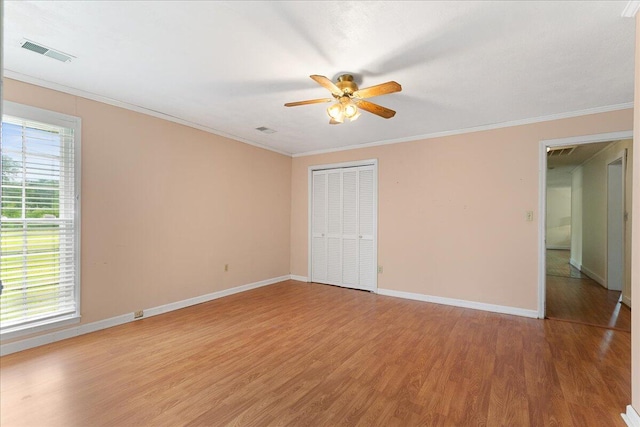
[377,288,539,319]
[290,275,308,282]
[0,275,289,356]
[622,295,632,308]
[622,405,640,427]
[580,265,606,287]
[546,246,570,250]
[569,258,581,271]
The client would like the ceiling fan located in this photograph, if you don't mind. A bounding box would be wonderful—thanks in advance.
[284,74,402,124]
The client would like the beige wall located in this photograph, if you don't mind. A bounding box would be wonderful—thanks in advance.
[577,140,633,298]
[546,185,572,249]
[631,12,640,414]
[3,78,292,342]
[291,111,633,311]
[546,168,573,250]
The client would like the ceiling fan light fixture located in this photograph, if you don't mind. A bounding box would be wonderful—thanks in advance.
[343,102,358,119]
[327,103,343,120]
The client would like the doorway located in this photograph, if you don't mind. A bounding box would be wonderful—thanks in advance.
[539,132,632,331]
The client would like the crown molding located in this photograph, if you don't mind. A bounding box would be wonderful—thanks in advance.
[622,1,640,17]
[5,70,632,160]
[292,102,633,158]
[3,70,293,157]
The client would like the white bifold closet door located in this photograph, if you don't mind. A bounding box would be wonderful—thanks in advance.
[311,165,375,291]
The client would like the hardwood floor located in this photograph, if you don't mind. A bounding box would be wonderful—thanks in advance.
[546,250,631,331]
[1,280,631,426]
[546,249,585,279]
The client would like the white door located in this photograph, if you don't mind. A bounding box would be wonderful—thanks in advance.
[311,164,376,291]
[357,166,375,290]
[607,158,624,291]
[326,170,343,285]
[311,172,327,283]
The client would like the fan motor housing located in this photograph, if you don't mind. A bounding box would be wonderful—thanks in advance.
[336,74,358,95]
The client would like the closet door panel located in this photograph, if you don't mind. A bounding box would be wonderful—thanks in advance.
[312,237,327,282]
[311,172,327,283]
[358,167,375,289]
[326,171,342,284]
[326,237,342,284]
[342,170,358,286]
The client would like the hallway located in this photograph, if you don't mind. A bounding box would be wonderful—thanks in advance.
[545,250,631,331]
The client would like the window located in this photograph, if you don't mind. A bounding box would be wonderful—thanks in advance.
[1,102,81,337]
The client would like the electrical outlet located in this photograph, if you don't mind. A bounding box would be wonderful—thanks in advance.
[225,264,229,272]
[134,310,144,319]
[526,211,533,222]
[378,266,383,274]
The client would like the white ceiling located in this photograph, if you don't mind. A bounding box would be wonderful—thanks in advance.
[3,1,635,156]
[546,140,619,187]
[548,140,618,169]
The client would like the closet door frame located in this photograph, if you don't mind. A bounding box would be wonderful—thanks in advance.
[307,159,378,292]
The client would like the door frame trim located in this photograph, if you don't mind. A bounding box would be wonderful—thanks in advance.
[537,130,632,319]
[308,159,379,292]
[606,151,626,291]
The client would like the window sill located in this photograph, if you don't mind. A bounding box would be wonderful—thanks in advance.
[0,314,81,340]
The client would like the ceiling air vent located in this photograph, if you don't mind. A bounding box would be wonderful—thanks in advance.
[255,126,277,134]
[547,145,577,157]
[20,39,74,63]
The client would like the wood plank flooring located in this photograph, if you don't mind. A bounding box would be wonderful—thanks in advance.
[546,249,586,279]
[546,250,631,331]
[1,280,631,426]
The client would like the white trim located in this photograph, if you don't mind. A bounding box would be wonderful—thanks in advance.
[0,275,289,356]
[537,130,633,318]
[6,71,634,160]
[293,104,633,158]
[3,70,291,157]
[0,315,80,341]
[307,159,379,292]
[307,167,313,284]
[290,275,309,282]
[541,131,634,147]
[538,140,548,319]
[622,295,632,307]
[1,101,82,339]
[622,1,640,17]
[580,264,606,287]
[569,258,582,271]
[309,159,380,171]
[622,405,640,427]
[377,288,539,319]
[3,100,80,127]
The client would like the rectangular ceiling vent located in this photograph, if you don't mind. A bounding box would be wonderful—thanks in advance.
[547,145,577,157]
[20,39,74,63]
[255,126,277,134]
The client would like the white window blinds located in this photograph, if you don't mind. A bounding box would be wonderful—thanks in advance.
[1,108,80,335]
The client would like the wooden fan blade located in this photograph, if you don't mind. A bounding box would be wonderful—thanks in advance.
[284,98,333,107]
[354,99,396,119]
[310,75,343,96]
[353,81,402,99]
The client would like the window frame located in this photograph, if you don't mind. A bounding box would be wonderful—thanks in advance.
[1,101,82,339]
